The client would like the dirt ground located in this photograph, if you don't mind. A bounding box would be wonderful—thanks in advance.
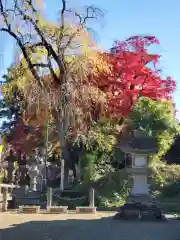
[0,212,180,240]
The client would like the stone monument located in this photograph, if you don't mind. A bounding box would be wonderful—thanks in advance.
[115,130,164,220]
[26,149,47,192]
[18,153,28,185]
[28,157,40,192]
[12,156,42,207]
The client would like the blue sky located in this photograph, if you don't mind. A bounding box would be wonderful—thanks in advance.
[1,0,180,117]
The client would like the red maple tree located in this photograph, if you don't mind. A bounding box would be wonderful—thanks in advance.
[94,36,176,118]
[6,120,42,154]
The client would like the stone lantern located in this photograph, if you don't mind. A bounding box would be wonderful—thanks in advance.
[115,131,164,220]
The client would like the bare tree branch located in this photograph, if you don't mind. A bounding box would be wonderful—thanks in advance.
[24,42,45,51]
[26,0,37,13]
[0,27,43,88]
[0,0,103,89]
[61,0,66,30]
[57,0,66,59]
[47,53,59,84]
[0,0,11,29]
[63,5,103,50]
[14,3,67,82]
[0,0,45,87]
[32,63,49,68]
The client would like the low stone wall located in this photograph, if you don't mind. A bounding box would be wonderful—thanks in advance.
[14,206,97,214]
[19,206,40,214]
[76,207,96,214]
[47,206,68,214]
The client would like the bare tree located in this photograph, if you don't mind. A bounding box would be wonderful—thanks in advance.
[0,0,107,187]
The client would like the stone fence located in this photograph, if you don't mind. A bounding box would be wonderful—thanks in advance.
[0,183,17,212]
[0,185,96,214]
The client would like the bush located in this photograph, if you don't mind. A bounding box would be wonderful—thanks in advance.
[74,162,180,209]
[93,170,132,208]
[150,162,180,198]
[73,169,132,208]
[94,162,180,207]
[161,181,180,197]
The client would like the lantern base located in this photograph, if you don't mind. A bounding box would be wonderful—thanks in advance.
[114,194,165,221]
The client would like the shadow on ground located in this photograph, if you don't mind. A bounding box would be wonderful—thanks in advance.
[0,215,180,240]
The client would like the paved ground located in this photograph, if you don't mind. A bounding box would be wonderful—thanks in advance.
[0,212,180,240]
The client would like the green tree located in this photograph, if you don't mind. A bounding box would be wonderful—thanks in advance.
[0,66,25,135]
[130,97,180,161]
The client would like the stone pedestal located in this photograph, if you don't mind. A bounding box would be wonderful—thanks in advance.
[115,153,164,221]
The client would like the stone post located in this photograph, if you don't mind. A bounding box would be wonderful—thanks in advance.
[2,187,8,212]
[7,162,14,183]
[60,159,64,191]
[47,187,52,208]
[89,188,95,207]
[25,185,29,196]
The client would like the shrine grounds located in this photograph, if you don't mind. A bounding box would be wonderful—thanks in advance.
[0,212,180,240]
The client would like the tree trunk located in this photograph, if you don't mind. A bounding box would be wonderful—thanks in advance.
[62,146,70,189]
[76,161,81,182]
[64,161,69,188]
[71,162,76,179]
[53,108,72,190]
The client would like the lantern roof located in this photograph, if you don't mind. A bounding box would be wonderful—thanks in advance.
[118,131,157,154]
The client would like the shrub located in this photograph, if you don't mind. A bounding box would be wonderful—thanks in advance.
[74,161,180,209]
[74,169,132,208]
[150,162,180,198]
[94,162,180,206]
[93,170,132,207]
[161,181,180,197]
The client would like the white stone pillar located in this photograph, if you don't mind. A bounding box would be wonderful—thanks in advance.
[131,175,149,195]
[130,154,149,195]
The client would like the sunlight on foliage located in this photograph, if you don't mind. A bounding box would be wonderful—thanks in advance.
[130,97,180,162]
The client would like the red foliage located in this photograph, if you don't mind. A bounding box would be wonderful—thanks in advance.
[6,120,42,154]
[94,35,176,118]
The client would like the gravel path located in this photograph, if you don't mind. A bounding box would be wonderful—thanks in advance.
[0,212,180,240]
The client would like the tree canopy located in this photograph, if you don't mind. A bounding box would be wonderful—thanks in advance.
[0,0,178,189]
[130,97,180,162]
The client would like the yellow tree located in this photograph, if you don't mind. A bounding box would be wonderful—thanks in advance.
[0,0,109,187]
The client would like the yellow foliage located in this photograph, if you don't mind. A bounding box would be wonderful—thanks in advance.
[2,9,110,135]
[34,0,44,10]
[0,145,3,152]
[23,106,49,126]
